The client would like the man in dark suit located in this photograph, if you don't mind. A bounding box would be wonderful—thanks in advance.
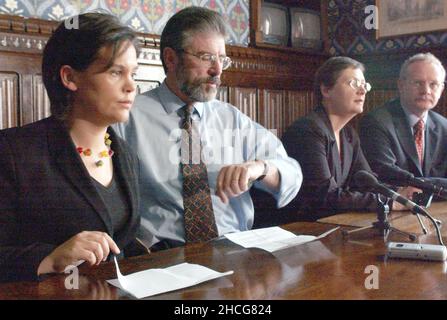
[359,53,447,192]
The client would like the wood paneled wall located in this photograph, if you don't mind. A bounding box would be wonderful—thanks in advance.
[358,48,447,115]
[0,14,327,137]
[0,72,18,128]
[2,14,446,138]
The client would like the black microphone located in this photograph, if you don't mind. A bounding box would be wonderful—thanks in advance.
[408,176,447,199]
[385,170,447,199]
[354,170,427,216]
[354,170,445,246]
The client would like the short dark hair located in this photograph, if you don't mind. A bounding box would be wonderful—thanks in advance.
[160,6,227,73]
[314,56,365,105]
[42,12,140,120]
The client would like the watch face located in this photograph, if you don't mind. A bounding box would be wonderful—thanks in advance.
[263,161,269,175]
[256,160,269,181]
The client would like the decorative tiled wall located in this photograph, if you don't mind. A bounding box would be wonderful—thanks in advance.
[0,0,249,46]
[328,0,447,55]
[8,0,447,55]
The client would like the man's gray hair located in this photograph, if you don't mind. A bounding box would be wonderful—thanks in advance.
[160,6,228,73]
[399,52,446,81]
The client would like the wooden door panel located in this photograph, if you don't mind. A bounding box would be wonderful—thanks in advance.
[0,72,18,129]
[229,87,257,122]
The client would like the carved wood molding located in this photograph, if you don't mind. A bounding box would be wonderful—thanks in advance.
[0,14,327,91]
[0,15,57,35]
[0,31,48,53]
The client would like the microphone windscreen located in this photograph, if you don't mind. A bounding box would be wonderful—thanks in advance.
[353,170,379,189]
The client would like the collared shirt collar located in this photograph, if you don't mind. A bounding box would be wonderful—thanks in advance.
[401,104,428,128]
[158,81,205,118]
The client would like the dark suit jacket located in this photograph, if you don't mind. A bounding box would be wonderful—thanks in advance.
[282,106,377,219]
[0,116,142,282]
[359,98,447,188]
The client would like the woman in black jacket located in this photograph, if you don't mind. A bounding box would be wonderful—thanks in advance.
[282,56,401,219]
[0,13,145,282]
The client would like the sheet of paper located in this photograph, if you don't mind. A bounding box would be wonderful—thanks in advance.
[225,226,339,253]
[107,262,233,299]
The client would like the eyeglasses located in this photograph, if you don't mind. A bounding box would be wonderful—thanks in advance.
[348,79,372,92]
[406,79,445,91]
[179,50,232,70]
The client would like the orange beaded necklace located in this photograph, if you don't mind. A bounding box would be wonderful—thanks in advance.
[76,133,114,167]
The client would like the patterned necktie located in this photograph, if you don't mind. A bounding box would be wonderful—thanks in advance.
[414,118,425,166]
[181,104,218,243]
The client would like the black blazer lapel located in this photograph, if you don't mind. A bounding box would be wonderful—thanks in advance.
[331,138,342,183]
[341,128,353,182]
[424,113,439,176]
[46,118,113,235]
[392,106,423,175]
[315,107,342,182]
[107,128,139,242]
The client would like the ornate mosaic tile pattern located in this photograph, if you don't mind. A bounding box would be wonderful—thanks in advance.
[0,0,249,46]
[328,0,447,55]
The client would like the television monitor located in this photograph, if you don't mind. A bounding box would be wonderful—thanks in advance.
[260,2,289,46]
[290,8,322,50]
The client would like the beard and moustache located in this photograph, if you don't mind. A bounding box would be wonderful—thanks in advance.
[175,62,221,102]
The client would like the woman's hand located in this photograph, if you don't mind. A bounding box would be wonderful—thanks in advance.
[37,231,120,275]
[392,186,423,211]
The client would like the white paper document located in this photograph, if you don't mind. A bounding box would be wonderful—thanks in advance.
[107,260,233,299]
[224,226,339,253]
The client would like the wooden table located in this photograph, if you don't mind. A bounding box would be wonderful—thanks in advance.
[318,201,447,236]
[2,203,447,300]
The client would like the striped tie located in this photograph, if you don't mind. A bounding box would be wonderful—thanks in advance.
[414,118,424,167]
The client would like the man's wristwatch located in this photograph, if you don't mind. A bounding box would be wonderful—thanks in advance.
[256,160,269,181]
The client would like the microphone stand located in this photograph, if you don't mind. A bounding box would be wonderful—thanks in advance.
[343,195,417,242]
[418,205,445,246]
[413,191,442,228]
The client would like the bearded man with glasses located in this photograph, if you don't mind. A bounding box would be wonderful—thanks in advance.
[360,52,447,198]
[114,6,302,251]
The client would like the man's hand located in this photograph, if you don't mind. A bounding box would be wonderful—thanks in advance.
[215,160,265,204]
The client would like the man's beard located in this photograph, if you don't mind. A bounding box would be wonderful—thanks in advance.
[176,64,221,102]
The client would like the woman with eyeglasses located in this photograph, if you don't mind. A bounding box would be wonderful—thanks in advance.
[282,56,406,219]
